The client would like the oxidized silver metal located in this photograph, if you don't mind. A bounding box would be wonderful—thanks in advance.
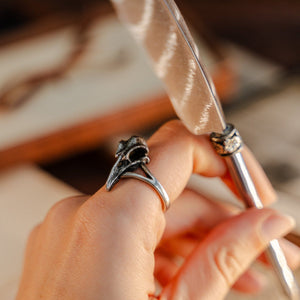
[106,136,150,190]
[106,136,170,211]
[210,124,243,156]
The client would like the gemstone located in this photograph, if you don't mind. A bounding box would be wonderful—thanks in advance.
[224,136,241,153]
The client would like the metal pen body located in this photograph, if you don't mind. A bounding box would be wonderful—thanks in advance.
[211,126,299,300]
[225,152,299,300]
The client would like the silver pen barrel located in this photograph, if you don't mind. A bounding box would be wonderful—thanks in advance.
[211,125,300,300]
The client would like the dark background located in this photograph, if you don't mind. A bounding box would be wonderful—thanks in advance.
[0,0,299,70]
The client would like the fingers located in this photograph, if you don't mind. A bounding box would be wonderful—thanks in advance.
[24,195,88,264]
[155,246,267,295]
[65,120,226,299]
[160,208,295,300]
[40,195,90,253]
[154,251,179,286]
[42,120,282,300]
[155,247,267,296]
[83,119,276,251]
[232,268,267,294]
[17,195,88,298]
[162,189,233,240]
[99,119,225,206]
[85,120,227,246]
[161,189,300,272]
[156,189,299,295]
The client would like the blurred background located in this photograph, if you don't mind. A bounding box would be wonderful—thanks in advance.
[0,0,299,299]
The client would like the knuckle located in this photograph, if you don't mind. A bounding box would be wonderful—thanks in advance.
[212,244,242,286]
[150,119,193,153]
[162,119,184,132]
[159,120,190,140]
[45,195,87,224]
[28,223,41,242]
[25,223,42,252]
[45,199,70,223]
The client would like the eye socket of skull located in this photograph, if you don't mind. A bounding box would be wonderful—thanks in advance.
[128,146,148,162]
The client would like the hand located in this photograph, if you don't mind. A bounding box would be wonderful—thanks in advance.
[16,120,298,300]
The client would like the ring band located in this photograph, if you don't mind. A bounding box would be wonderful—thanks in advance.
[106,136,170,211]
[121,163,170,211]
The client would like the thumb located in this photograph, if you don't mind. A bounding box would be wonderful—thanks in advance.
[160,208,295,300]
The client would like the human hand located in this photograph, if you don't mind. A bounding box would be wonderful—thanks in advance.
[16,120,298,300]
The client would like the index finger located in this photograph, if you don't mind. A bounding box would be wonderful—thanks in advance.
[94,120,226,214]
[83,120,227,245]
[90,120,276,225]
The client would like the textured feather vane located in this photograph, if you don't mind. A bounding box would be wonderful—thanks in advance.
[111,0,226,134]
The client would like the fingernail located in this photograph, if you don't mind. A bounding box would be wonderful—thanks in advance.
[261,213,295,241]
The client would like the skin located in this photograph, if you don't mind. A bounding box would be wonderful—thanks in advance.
[16,120,299,300]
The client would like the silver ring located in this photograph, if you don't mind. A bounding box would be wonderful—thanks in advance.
[106,136,170,211]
